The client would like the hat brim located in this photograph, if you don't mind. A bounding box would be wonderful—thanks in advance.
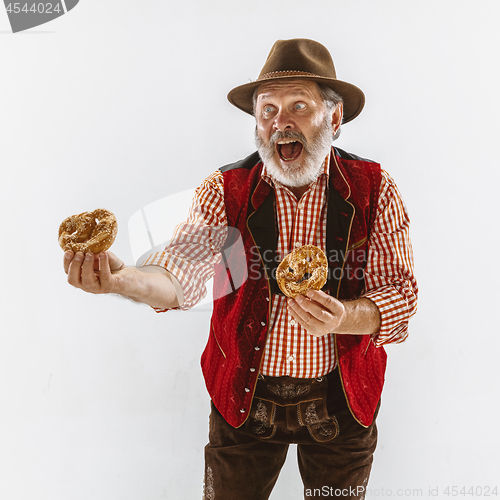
[227,75,365,124]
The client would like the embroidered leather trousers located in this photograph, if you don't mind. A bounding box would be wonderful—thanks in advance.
[203,368,379,500]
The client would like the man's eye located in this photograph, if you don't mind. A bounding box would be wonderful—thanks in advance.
[264,106,274,113]
[295,103,306,110]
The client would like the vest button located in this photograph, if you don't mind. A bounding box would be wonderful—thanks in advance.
[250,367,256,372]
[244,387,250,393]
[254,346,260,351]
[266,297,270,302]
[240,408,246,413]
[261,321,266,327]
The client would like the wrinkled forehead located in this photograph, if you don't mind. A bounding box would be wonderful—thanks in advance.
[255,79,323,102]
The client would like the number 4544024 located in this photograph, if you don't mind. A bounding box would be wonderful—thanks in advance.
[5,3,62,14]
[444,486,498,496]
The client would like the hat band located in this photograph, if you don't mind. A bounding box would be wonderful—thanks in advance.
[259,70,321,80]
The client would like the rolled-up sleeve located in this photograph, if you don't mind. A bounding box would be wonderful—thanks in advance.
[361,169,418,345]
[141,171,227,311]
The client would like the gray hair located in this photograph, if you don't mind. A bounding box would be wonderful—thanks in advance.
[317,84,343,141]
[252,82,344,141]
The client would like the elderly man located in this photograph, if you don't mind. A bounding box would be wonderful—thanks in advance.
[64,39,417,500]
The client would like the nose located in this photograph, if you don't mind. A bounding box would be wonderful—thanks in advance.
[273,107,294,132]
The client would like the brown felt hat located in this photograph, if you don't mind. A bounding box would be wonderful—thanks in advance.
[227,38,365,124]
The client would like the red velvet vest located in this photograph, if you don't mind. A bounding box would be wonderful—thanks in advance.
[200,147,385,428]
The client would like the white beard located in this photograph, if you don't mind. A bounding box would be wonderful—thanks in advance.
[255,115,334,188]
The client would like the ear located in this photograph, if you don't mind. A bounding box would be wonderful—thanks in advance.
[331,102,343,132]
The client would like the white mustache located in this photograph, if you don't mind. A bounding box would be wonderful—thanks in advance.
[269,130,308,149]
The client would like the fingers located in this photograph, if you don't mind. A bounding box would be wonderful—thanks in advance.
[288,295,330,327]
[66,251,97,291]
[287,291,345,337]
[287,297,313,327]
[289,294,333,323]
[98,252,113,287]
[66,251,85,287]
[305,290,342,312]
[64,249,124,295]
[81,252,99,290]
[63,251,74,274]
[65,251,102,292]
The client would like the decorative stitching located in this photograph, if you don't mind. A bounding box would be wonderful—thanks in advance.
[304,402,337,438]
[359,476,369,500]
[297,404,304,426]
[304,401,321,426]
[260,70,319,80]
[267,383,311,398]
[203,465,215,500]
[252,400,270,435]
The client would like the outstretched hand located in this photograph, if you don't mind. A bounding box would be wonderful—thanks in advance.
[63,250,127,295]
[287,289,346,337]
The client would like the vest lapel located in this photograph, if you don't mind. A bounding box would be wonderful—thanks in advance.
[247,187,282,295]
[325,188,355,298]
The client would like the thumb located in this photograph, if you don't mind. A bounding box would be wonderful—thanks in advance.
[105,251,126,272]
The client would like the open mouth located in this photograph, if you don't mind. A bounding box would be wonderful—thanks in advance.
[277,139,303,162]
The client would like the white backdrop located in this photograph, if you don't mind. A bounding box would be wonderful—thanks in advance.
[1,1,499,498]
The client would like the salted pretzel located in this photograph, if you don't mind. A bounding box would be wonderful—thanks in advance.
[58,209,117,254]
[276,245,328,298]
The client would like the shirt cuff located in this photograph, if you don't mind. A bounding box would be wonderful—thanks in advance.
[361,286,412,346]
[140,251,211,312]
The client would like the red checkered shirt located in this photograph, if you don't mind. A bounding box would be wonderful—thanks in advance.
[142,155,418,378]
